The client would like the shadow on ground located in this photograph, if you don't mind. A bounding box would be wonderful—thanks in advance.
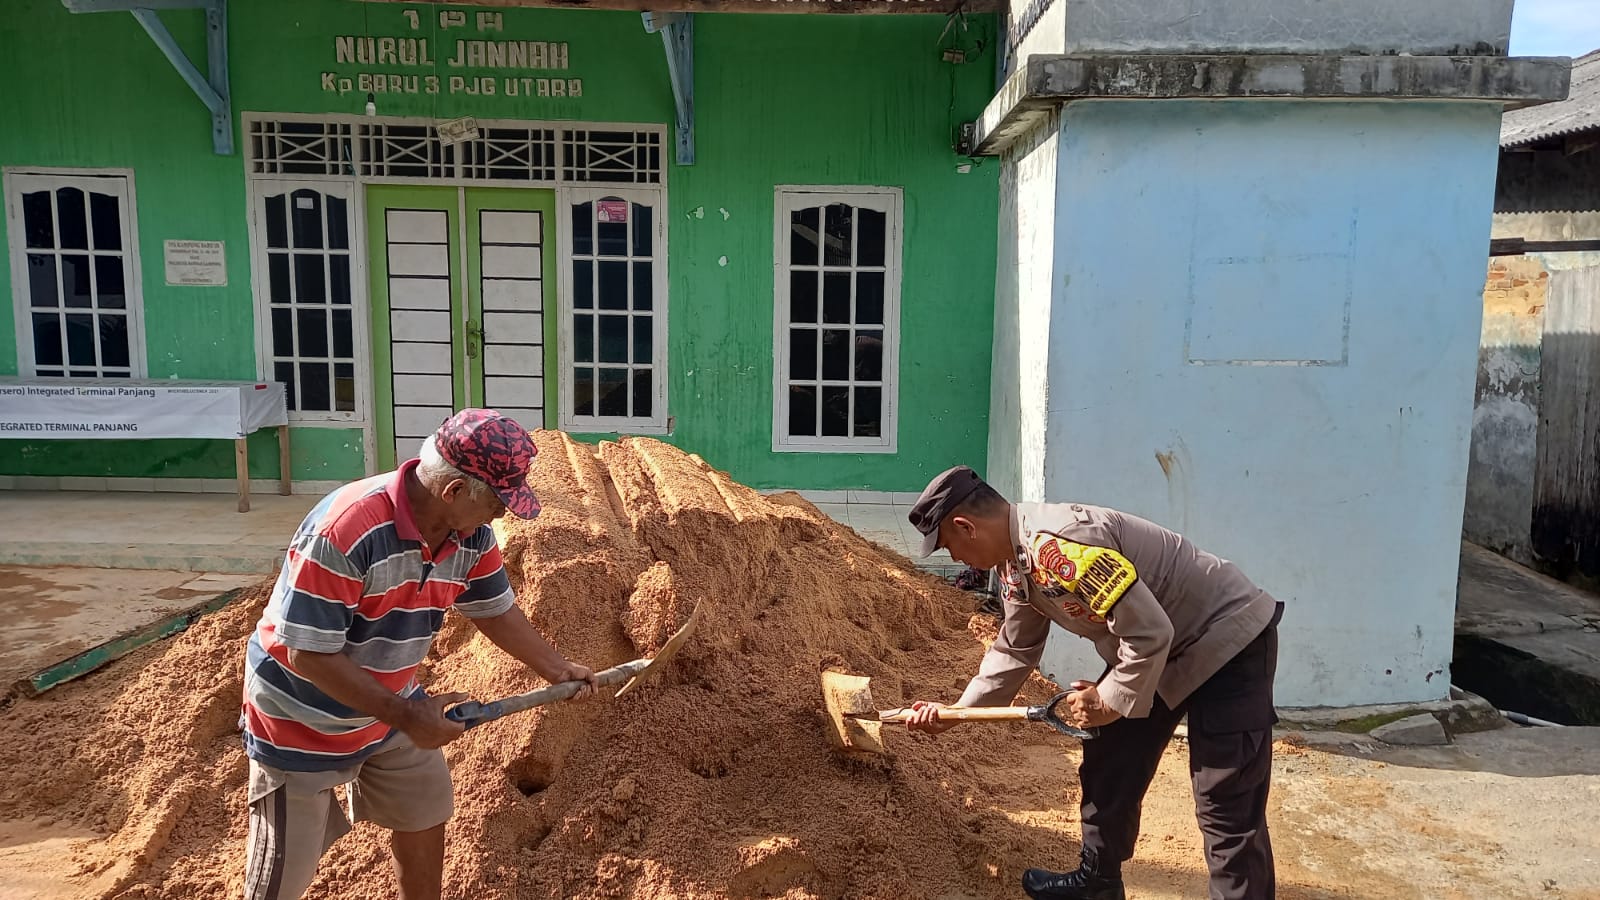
[1292,724,1600,777]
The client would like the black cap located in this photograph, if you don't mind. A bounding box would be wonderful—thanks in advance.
[907,465,984,558]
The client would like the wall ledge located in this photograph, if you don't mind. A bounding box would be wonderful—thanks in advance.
[966,54,1572,156]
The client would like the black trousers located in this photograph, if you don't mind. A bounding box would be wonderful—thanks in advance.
[1078,610,1280,900]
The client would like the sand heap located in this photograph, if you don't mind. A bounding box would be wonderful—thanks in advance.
[0,435,1082,899]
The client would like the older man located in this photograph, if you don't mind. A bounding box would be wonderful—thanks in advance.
[904,466,1282,900]
[240,409,596,900]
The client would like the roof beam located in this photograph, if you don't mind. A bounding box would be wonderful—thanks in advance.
[644,12,694,165]
[128,2,232,155]
[62,0,209,10]
[130,9,222,114]
[357,0,996,15]
[1491,237,1600,256]
[62,0,232,155]
[1566,135,1600,157]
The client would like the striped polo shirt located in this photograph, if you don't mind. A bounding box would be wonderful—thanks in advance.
[241,459,515,772]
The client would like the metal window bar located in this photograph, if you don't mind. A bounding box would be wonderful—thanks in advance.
[783,201,888,441]
[37,187,113,378]
[19,181,139,378]
[562,130,663,184]
[246,118,664,185]
[463,127,559,181]
[48,191,69,374]
[278,192,305,410]
[267,190,355,412]
[845,206,857,436]
[250,121,353,176]
[570,199,654,420]
[359,124,452,179]
[82,189,104,373]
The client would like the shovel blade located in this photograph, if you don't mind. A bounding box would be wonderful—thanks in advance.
[820,669,887,755]
[614,599,704,699]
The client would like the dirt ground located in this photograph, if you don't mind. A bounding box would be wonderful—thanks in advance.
[5,722,1597,899]
[1,435,1597,899]
[0,566,255,689]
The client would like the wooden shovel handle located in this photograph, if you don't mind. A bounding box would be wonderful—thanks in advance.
[446,658,647,727]
[874,706,1031,724]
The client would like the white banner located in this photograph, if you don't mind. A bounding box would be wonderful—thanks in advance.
[0,380,288,440]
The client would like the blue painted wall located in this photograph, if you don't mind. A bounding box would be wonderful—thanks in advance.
[1034,101,1503,707]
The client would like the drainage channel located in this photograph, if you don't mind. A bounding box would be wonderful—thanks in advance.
[1452,633,1600,726]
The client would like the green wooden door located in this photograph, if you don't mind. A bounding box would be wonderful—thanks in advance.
[367,185,557,470]
[463,188,560,424]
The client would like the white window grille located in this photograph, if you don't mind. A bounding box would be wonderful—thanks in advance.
[561,129,664,184]
[248,120,355,176]
[5,171,145,378]
[462,126,559,182]
[559,188,667,433]
[243,115,664,186]
[251,181,359,420]
[772,187,902,453]
[358,123,454,179]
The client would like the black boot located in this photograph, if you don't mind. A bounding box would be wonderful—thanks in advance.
[1021,849,1125,900]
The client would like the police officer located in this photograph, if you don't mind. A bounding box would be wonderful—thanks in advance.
[903,466,1282,900]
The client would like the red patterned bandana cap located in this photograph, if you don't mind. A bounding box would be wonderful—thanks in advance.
[433,408,541,518]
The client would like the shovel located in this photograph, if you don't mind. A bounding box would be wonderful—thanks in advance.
[820,670,1098,755]
[446,600,703,729]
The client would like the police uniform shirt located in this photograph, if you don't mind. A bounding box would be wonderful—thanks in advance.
[957,503,1279,718]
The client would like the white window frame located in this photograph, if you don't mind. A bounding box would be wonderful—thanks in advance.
[4,167,147,378]
[556,185,669,434]
[771,185,902,453]
[238,114,669,452]
[245,178,368,425]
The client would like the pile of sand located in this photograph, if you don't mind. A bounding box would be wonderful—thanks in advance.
[0,435,1081,899]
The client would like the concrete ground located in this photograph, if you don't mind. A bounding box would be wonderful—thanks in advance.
[0,491,316,574]
[1455,542,1600,725]
[0,566,257,690]
[1252,726,1600,899]
[0,491,309,697]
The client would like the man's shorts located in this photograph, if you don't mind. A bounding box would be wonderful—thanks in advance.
[242,730,453,900]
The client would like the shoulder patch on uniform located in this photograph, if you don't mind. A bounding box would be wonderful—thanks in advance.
[1027,533,1137,616]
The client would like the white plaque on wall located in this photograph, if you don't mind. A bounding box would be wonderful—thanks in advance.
[164,240,227,287]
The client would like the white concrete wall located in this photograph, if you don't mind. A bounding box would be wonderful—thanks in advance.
[1464,257,1546,565]
[1005,0,1513,84]
[986,109,1060,502]
[1058,0,1513,56]
[1494,211,1600,243]
[1003,0,1067,76]
[1031,100,1504,708]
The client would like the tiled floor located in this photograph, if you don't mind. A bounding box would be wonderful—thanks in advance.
[803,498,959,570]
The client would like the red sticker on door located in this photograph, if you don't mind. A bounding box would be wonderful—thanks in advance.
[597,200,629,224]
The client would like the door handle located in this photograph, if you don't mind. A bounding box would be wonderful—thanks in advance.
[466,318,483,359]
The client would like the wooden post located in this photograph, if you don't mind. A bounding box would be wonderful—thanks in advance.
[235,437,250,513]
[278,424,292,496]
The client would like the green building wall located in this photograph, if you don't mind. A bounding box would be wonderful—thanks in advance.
[0,0,997,491]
